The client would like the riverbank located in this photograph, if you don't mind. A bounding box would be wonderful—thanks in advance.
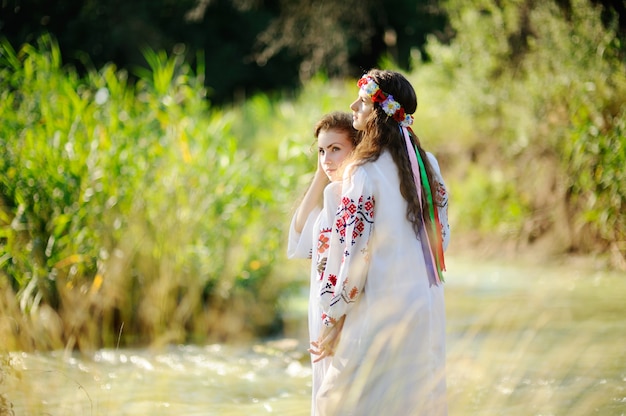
[447,227,623,273]
[444,253,626,416]
[2,254,624,415]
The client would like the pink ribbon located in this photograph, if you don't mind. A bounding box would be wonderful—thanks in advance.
[401,127,441,285]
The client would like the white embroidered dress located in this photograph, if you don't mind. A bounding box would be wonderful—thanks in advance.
[288,181,343,416]
[315,150,450,416]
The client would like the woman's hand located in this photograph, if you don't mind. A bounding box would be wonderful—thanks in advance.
[314,152,329,181]
[293,154,330,233]
[308,315,346,363]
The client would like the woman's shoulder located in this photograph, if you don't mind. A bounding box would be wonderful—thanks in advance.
[342,151,397,184]
[345,151,394,178]
[367,150,395,172]
[323,181,343,205]
[342,161,368,182]
[426,152,441,173]
[425,152,446,184]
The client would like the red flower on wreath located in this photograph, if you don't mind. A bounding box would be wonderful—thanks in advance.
[393,107,406,122]
[372,89,386,103]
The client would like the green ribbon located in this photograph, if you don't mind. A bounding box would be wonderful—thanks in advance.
[414,145,444,282]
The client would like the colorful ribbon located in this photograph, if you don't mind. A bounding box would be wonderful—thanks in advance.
[401,126,445,285]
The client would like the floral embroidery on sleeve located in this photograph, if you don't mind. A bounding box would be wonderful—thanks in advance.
[337,195,375,246]
[319,167,375,327]
[315,227,332,281]
[433,180,450,251]
[317,228,331,253]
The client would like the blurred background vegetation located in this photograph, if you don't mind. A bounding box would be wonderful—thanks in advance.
[0,0,625,352]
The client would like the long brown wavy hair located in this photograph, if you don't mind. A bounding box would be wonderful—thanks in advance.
[313,111,360,146]
[350,69,439,238]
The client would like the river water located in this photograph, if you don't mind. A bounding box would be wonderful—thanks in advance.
[2,256,625,415]
[3,341,311,415]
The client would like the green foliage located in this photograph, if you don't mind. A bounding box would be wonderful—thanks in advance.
[565,105,626,247]
[450,166,528,235]
[0,34,302,349]
[411,0,626,261]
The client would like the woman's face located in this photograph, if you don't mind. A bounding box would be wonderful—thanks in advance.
[350,89,374,131]
[318,129,354,182]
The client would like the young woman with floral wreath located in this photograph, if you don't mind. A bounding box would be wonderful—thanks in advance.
[309,69,450,415]
[287,111,360,416]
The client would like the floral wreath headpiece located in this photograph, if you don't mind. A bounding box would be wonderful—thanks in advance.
[357,75,414,127]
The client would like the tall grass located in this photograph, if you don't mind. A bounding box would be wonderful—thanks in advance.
[0,35,317,351]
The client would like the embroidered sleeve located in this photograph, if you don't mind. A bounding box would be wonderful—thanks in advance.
[427,153,450,252]
[287,207,321,259]
[435,180,450,252]
[319,167,374,327]
[314,182,343,281]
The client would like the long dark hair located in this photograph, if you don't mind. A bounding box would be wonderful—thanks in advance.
[350,69,440,238]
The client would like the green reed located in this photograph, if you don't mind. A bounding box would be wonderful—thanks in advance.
[0,35,310,351]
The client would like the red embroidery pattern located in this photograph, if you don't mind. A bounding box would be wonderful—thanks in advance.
[353,220,365,241]
[328,274,337,286]
[435,181,448,207]
[345,199,357,215]
[317,233,330,254]
[335,195,375,246]
[348,286,359,299]
[322,190,375,326]
[335,218,346,239]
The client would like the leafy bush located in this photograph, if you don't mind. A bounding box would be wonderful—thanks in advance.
[411,0,626,263]
[0,35,310,350]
